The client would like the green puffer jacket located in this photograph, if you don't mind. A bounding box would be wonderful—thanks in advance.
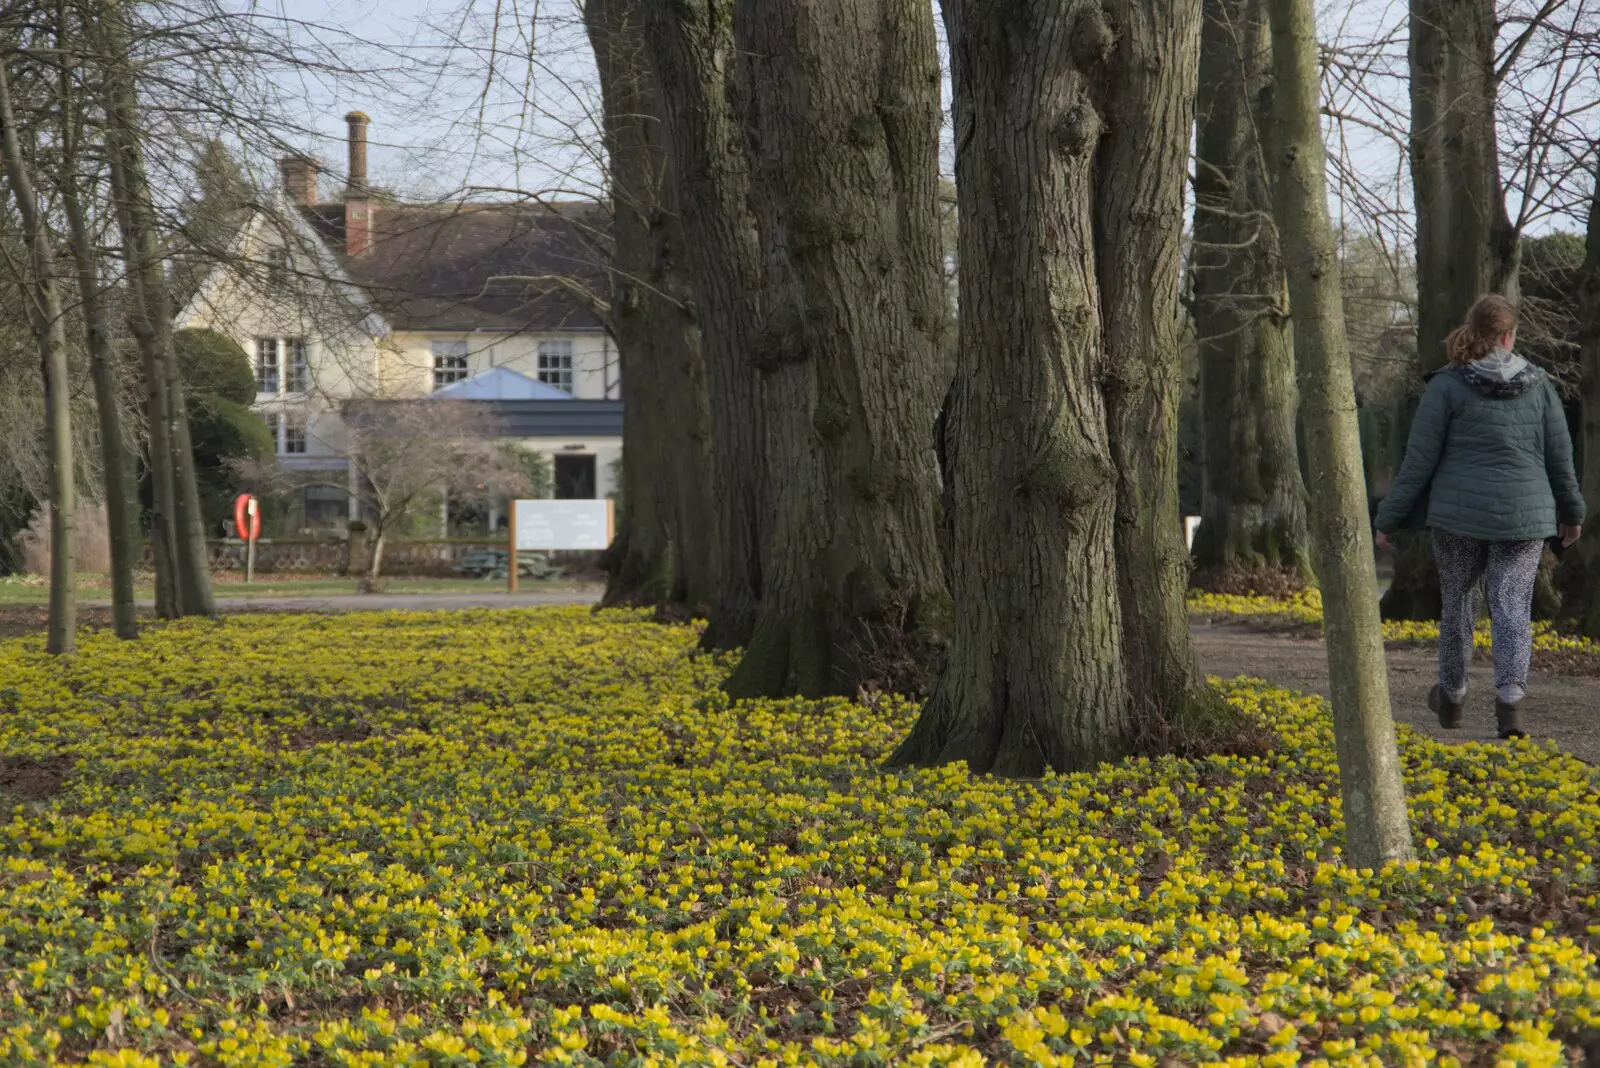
[1374,351,1585,542]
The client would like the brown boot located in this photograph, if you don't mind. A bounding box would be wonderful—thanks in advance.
[1429,685,1464,729]
[1495,700,1526,740]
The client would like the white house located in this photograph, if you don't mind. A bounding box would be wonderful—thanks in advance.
[175,111,622,531]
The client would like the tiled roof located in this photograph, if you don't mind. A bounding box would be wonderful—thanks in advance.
[304,200,608,334]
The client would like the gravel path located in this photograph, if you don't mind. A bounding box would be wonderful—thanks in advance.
[1192,617,1600,765]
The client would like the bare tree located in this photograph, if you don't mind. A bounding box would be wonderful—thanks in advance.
[891,0,1211,773]
[54,7,138,639]
[238,399,534,586]
[1267,0,1413,865]
[0,52,76,654]
[585,0,716,616]
[1189,0,1312,585]
[637,0,768,651]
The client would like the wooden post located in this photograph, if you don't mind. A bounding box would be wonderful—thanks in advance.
[606,497,615,545]
[507,499,518,593]
[245,497,257,584]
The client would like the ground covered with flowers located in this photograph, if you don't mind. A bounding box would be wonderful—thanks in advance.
[1188,589,1600,661]
[2,609,1599,1067]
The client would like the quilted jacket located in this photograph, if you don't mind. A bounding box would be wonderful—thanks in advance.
[1374,350,1585,542]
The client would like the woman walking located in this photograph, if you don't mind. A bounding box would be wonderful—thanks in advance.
[1375,294,1584,739]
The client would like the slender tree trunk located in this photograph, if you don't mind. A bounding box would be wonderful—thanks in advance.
[57,46,137,640]
[1266,0,1413,866]
[366,527,387,586]
[1097,0,1222,729]
[105,143,179,618]
[721,0,950,699]
[1385,0,1519,620]
[639,0,767,648]
[587,0,716,614]
[99,4,215,619]
[1190,0,1311,584]
[0,59,76,655]
[1557,170,1600,636]
[890,0,1136,775]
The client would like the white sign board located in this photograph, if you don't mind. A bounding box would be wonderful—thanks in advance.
[512,499,614,550]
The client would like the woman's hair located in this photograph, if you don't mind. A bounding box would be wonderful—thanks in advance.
[1445,294,1518,364]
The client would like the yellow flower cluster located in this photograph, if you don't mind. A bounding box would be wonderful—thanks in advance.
[1188,589,1600,654]
[1,608,1598,1066]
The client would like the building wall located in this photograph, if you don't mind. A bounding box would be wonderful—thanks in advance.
[384,331,618,399]
[510,437,622,500]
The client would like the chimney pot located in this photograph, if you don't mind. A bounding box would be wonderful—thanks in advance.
[344,111,374,257]
[278,154,320,207]
[345,110,370,197]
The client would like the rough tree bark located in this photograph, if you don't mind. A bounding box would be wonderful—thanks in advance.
[587,0,716,614]
[1266,0,1414,866]
[889,0,1150,774]
[1098,0,1222,727]
[723,0,951,699]
[1385,0,1519,620]
[1189,0,1311,583]
[638,0,767,648]
[0,59,76,655]
[1557,169,1600,637]
[100,4,216,619]
[57,42,138,640]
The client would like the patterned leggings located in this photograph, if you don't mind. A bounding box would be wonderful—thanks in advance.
[1433,530,1544,705]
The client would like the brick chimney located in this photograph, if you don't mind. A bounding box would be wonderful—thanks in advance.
[278,154,320,206]
[343,111,373,257]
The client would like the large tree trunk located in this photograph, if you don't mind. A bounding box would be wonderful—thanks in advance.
[1098,0,1221,729]
[100,5,216,620]
[1266,0,1413,866]
[639,0,767,648]
[57,54,138,641]
[587,0,716,615]
[1385,0,1519,620]
[0,61,76,656]
[1189,0,1311,584]
[722,0,951,699]
[1557,171,1600,636]
[890,0,1144,775]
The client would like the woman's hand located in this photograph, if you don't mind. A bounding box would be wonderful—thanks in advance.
[1374,531,1392,553]
[1561,523,1582,548]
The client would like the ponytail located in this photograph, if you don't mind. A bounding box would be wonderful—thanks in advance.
[1446,294,1518,365]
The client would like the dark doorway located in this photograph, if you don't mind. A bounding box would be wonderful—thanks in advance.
[554,454,597,499]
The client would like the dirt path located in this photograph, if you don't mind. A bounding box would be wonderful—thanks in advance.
[1192,617,1600,765]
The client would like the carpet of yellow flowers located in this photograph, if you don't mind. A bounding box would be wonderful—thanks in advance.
[1,608,1599,1067]
[1188,589,1600,656]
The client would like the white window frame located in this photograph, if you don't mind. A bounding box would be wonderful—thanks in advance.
[432,340,469,390]
[285,339,310,394]
[262,411,281,452]
[283,412,308,455]
[266,248,290,289]
[537,339,574,394]
[255,338,281,394]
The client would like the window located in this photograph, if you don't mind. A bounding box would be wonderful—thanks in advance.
[285,340,310,393]
[266,248,289,289]
[432,340,469,389]
[262,411,281,452]
[537,340,574,393]
[283,413,308,455]
[256,339,280,393]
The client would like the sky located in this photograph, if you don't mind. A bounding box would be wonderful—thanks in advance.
[243,0,1594,245]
